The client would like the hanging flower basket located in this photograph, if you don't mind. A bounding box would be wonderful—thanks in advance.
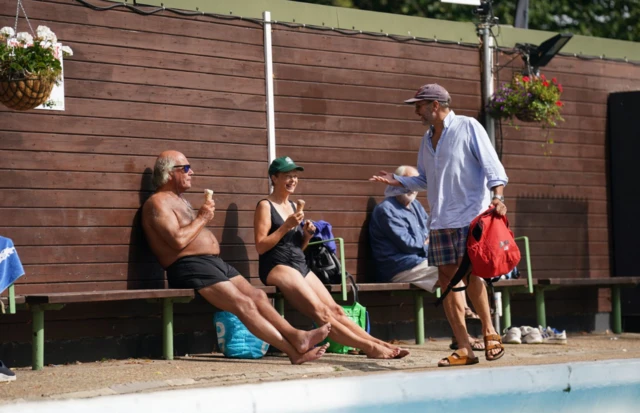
[514,108,540,123]
[0,6,73,111]
[487,73,564,128]
[0,75,55,110]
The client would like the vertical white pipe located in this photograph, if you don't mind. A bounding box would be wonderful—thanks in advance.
[482,27,496,147]
[263,11,276,192]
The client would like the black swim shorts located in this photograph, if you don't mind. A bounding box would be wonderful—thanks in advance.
[166,255,241,289]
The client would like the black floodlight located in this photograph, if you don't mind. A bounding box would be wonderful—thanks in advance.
[517,33,573,74]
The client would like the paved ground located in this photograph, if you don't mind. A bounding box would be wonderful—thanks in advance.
[1,332,639,404]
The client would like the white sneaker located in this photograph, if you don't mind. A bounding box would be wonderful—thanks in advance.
[0,361,15,382]
[502,326,522,344]
[539,325,568,345]
[521,326,543,344]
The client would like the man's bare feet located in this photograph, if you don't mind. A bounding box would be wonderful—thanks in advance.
[294,323,332,353]
[289,343,330,365]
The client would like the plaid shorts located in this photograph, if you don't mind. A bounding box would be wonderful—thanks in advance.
[428,226,470,266]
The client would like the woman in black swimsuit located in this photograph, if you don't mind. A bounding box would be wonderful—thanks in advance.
[254,156,409,359]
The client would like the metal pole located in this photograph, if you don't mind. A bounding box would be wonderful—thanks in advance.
[502,287,511,328]
[481,26,496,147]
[162,298,174,360]
[32,306,44,370]
[414,292,424,345]
[535,287,546,328]
[493,291,502,333]
[612,285,622,334]
[263,11,276,193]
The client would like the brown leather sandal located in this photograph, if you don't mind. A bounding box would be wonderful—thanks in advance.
[484,333,505,361]
[438,352,479,367]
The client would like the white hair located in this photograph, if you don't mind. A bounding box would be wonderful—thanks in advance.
[152,155,176,190]
[394,165,418,177]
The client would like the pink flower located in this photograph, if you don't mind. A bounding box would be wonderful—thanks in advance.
[552,77,557,84]
[558,85,563,92]
[556,101,564,107]
[540,74,546,80]
[522,76,530,82]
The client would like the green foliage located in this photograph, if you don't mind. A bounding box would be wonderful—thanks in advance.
[487,73,564,128]
[0,26,72,84]
[0,40,62,82]
[294,0,640,41]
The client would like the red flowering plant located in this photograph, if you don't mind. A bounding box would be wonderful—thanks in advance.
[487,73,564,128]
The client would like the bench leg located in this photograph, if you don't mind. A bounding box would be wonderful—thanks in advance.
[32,306,44,371]
[414,292,424,345]
[502,287,511,329]
[8,283,16,314]
[275,295,285,317]
[162,298,174,360]
[535,287,546,328]
[612,285,622,334]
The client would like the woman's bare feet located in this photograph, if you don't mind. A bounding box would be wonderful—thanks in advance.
[364,344,402,359]
[395,348,411,358]
[378,340,410,358]
[289,343,330,365]
[293,323,331,353]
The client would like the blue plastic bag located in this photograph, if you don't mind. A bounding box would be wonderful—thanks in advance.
[214,311,269,359]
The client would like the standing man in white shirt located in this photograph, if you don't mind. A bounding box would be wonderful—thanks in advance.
[370,84,508,367]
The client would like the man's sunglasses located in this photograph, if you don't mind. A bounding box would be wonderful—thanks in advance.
[173,164,191,173]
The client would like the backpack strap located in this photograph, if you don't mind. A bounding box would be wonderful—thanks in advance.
[435,253,473,307]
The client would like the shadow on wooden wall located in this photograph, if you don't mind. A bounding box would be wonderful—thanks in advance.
[127,167,164,289]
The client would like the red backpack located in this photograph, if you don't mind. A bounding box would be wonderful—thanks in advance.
[467,207,521,278]
[435,207,520,306]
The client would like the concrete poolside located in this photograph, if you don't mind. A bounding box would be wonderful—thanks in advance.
[1,332,639,404]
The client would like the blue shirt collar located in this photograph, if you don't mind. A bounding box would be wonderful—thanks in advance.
[428,110,456,135]
[443,110,456,128]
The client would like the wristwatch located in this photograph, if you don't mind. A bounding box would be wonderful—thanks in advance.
[492,195,505,203]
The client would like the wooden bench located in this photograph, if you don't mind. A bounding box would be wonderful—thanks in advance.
[10,236,537,370]
[534,277,640,334]
[23,289,196,370]
[18,286,280,371]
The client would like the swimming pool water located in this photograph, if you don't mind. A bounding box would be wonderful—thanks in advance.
[4,359,640,413]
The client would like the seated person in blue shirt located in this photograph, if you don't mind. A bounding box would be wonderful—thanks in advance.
[369,165,439,292]
[369,165,484,351]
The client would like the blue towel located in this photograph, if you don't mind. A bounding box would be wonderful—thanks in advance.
[308,220,337,253]
[0,237,25,294]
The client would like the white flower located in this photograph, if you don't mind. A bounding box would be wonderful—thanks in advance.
[16,32,33,46]
[0,26,15,38]
[7,38,19,48]
[40,40,52,49]
[36,25,57,43]
[61,45,73,57]
[36,25,51,36]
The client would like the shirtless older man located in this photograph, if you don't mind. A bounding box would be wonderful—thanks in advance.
[142,150,330,364]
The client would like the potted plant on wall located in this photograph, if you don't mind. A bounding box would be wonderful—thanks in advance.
[0,25,72,111]
[487,73,564,128]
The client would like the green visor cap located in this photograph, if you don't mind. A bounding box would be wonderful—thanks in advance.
[268,156,304,176]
